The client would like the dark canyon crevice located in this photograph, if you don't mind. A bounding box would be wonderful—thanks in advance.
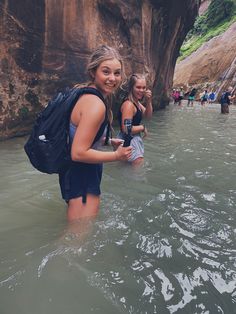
[0,0,199,139]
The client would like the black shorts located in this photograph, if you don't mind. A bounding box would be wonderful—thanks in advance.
[221,103,229,114]
[59,162,103,203]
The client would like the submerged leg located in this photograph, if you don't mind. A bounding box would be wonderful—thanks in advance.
[67,194,100,222]
[132,157,144,168]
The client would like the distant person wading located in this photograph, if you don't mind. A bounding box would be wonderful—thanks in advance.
[187,88,197,106]
[220,86,235,114]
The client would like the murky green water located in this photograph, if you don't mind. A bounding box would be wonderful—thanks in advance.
[0,102,236,314]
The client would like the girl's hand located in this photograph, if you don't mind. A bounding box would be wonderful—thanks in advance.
[110,138,124,150]
[142,126,148,138]
[115,144,132,161]
[144,89,152,101]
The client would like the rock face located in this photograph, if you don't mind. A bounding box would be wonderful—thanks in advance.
[199,0,211,15]
[173,22,236,97]
[0,0,198,139]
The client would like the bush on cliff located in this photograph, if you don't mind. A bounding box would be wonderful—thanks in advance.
[179,0,236,60]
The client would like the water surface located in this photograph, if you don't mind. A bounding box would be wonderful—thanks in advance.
[0,102,236,313]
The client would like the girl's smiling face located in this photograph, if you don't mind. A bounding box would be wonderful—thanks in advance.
[132,78,147,101]
[93,59,122,97]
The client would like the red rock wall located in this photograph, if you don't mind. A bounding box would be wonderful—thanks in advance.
[0,0,198,139]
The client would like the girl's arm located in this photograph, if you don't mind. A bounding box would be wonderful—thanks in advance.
[71,95,131,163]
[121,101,145,135]
[142,89,153,119]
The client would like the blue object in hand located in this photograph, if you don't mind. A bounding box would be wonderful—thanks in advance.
[123,119,133,147]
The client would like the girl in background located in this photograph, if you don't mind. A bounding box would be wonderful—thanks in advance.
[117,73,153,167]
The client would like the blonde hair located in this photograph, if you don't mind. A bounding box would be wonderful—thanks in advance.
[87,45,125,81]
[75,45,125,124]
[123,73,147,105]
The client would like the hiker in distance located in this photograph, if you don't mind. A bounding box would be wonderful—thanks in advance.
[220,86,235,114]
[59,45,132,222]
[117,73,153,167]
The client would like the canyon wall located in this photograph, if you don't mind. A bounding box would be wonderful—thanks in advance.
[173,22,236,97]
[0,0,198,139]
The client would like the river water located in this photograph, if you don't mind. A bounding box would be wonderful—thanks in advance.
[0,102,236,314]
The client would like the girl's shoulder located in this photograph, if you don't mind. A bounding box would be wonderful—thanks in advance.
[121,99,135,108]
[122,98,133,104]
[76,93,105,109]
[72,94,106,121]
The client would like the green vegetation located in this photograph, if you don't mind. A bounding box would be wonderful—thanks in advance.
[179,0,236,60]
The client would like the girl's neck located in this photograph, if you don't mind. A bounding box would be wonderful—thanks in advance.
[89,84,107,99]
[134,99,142,108]
[133,96,141,105]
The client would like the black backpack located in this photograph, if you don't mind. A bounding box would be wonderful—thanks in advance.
[220,91,227,104]
[24,86,106,174]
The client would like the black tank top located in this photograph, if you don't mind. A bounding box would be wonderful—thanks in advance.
[118,101,142,128]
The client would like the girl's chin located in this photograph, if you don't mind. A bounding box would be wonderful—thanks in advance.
[104,86,117,94]
[95,86,114,96]
[135,94,144,100]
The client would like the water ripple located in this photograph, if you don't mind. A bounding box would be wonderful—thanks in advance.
[1,105,236,313]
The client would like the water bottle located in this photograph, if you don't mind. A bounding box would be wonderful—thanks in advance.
[123,119,133,147]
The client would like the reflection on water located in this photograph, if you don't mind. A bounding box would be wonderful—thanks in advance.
[0,102,236,313]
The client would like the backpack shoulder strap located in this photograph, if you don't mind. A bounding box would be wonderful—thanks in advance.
[75,87,105,104]
[68,86,107,122]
